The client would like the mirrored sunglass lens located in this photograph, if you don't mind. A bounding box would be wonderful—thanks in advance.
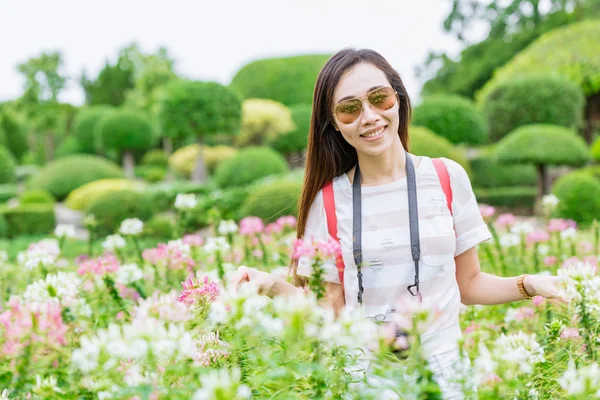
[335,99,362,123]
[368,88,396,110]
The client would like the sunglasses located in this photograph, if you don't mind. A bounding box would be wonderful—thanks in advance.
[333,86,398,124]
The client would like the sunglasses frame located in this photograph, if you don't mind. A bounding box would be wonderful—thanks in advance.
[332,86,398,124]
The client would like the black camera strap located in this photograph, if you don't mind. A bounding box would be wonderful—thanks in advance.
[352,150,422,305]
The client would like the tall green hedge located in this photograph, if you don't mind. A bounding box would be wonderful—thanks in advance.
[230,55,330,106]
[412,95,487,145]
[408,126,471,174]
[87,190,154,236]
[480,75,585,142]
[0,204,56,238]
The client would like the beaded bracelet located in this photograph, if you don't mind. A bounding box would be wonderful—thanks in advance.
[517,274,534,299]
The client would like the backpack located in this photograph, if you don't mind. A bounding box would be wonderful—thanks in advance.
[322,158,453,286]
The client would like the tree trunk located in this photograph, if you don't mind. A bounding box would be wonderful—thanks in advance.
[163,137,174,182]
[44,131,55,161]
[537,164,548,200]
[191,137,206,183]
[123,150,135,179]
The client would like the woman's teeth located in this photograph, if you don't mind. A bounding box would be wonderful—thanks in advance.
[362,127,385,138]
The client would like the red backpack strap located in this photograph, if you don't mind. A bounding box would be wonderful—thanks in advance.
[432,158,453,215]
[322,181,345,285]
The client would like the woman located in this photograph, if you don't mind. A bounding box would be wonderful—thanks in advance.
[230,48,566,398]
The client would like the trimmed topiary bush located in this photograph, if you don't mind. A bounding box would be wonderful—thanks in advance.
[19,189,55,205]
[480,75,585,142]
[230,55,331,106]
[214,147,289,189]
[0,111,28,161]
[408,126,471,174]
[65,179,146,211]
[28,155,124,200]
[236,99,296,146]
[142,215,175,239]
[55,136,86,158]
[474,186,537,210]
[135,166,166,183]
[552,171,600,226]
[495,124,590,199]
[0,184,18,203]
[471,147,538,188]
[0,145,16,184]
[86,190,154,236]
[240,180,302,222]
[0,204,56,238]
[169,145,238,177]
[141,149,169,168]
[412,95,487,145]
[73,105,115,153]
[270,104,311,161]
[145,181,213,213]
[187,186,251,229]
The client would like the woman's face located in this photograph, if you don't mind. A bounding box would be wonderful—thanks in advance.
[331,62,400,157]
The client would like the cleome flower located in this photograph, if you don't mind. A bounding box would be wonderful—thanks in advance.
[119,218,144,236]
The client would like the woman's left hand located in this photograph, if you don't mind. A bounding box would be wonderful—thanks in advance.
[524,274,568,303]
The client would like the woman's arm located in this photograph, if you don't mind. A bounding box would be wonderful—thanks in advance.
[455,247,536,305]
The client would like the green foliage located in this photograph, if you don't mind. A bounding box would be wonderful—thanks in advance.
[270,104,311,154]
[189,186,251,228]
[474,186,537,210]
[55,136,86,158]
[145,181,212,213]
[135,165,166,183]
[553,171,600,226]
[0,111,28,161]
[230,55,330,106]
[19,189,55,205]
[28,155,124,200]
[80,51,135,107]
[495,124,590,166]
[591,137,600,162]
[0,204,56,238]
[72,106,115,153]
[141,149,169,167]
[412,95,487,145]
[98,110,157,151]
[142,215,175,239]
[65,179,146,211]
[159,80,242,140]
[0,145,17,184]
[0,184,18,203]
[168,144,238,177]
[471,151,538,188]
[86,190,154,236]
[478,20,600,101]
[408,126,471,174]
[240,180,302,222]
[235,99,295,146]
[480,75,585,142]
[214,147,289,189]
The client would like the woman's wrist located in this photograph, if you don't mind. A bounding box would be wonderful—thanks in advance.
[267,275,303,298]
[522,275,536,297]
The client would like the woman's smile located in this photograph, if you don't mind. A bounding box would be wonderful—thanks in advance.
[360,125,387,141]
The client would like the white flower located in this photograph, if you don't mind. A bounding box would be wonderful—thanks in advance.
[23,272,82,308]
[560,227,577,240]
[119,218,144,236]
[0,250,8,265]
[33,375,63,395]
[558,360,600,396]
[542,194,560,211]
[174,193,198,211]
[510,222,535,235]
[499,233,521,248]
[218,220,238,235]
[54,224,76,239]
[493,332,544,375]
[115,263,143,285]
[102,235,127,251]
[17,239,60,270]
[203,237,231,254]
[0,389,9,399]
[98,391,113,400]
[193,368,251,400]
[537,244,550,255]
[474,343,498,386]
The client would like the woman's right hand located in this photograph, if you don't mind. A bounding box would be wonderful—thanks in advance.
[228,266,279,297]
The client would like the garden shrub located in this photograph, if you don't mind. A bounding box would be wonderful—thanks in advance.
[86,190,155,236]
[73,105,115,153]
[214,147,288,189]
[239,180,302,222]
[55,136,87,158]
[270,104,311,156]
[28,155,124,200]
[0,111,28,161]
[145,181,213,213]
[19,189,55,205]
[141,149,169,168]
[0,145,16,184]
[142,215,175,239]
[169,144,238,177]
[471,148,538,188]
[552,171,600,226]
[474,186,537,209]
[65,179,146,211]
[0,204,56,238]
[408,126,471,174]
[135,165,166,183]
[412,95,487,145]
[0,184,17,203]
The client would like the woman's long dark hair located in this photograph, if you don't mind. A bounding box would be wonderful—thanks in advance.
[290,48,412,286]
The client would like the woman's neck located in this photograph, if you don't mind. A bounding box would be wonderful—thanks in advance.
[355,136,406,186]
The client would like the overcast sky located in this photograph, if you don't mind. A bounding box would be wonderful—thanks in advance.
[0,0,485,105]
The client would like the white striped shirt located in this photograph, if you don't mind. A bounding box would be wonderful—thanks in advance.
[297,156,492,358]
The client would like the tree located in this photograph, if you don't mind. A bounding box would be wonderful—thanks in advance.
[235,99,296,147]
[0,109,28,162]
[495,124,590,201]
[270,104,311,167]
[80,54,135,107]
[72,105,115,154]
[98,110,157,178]
[159,80,242,183]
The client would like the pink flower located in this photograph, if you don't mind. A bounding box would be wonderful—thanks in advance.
[547,219,570,232]
[265,223,283,235]
[579,240,594,253]
[479,205,496,219]
[532,296,546,307]
[496,213,516,229]
[514,307,536,321]
[182,234,204,247]
[526,230,550,244]
[252,249,263,259]
[143,242,195,270]
[543,256,558,267]
[178,276,220,307]
[276,216,297,229]
[464,323,480,334]
[239,217,264,236]
[316,236,342,260]
[482,373,502,385]
[583,255,598,268]
[562,257,583,269]
[76,253,120,276]
[560,327,581,340]
[292,238,317,259]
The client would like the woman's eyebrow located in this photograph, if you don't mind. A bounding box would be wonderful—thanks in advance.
[336,85,384,104]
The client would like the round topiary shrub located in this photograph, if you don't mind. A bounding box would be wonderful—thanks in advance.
[230,55,331,106]
[65,179,146,211]
[214,147,289,189]
[480,75,585,142]
[141,149,169,168]
[55,136,86,158]
[169,144,238,177]
[135,166,166,183]
[28,155,124,200]
[552,171,600,226]
[142,215,175,239]
[270,103,311,158]
[0,145,16,184]
[19,189,55,205]
[471,146,538,188]
[412,95,487,145]
[408,126,471,174]
[239,180,302,222]
[99,111,156,151]
[0,204,56,238]
[86,190,154,236]
[73,105,115,153]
